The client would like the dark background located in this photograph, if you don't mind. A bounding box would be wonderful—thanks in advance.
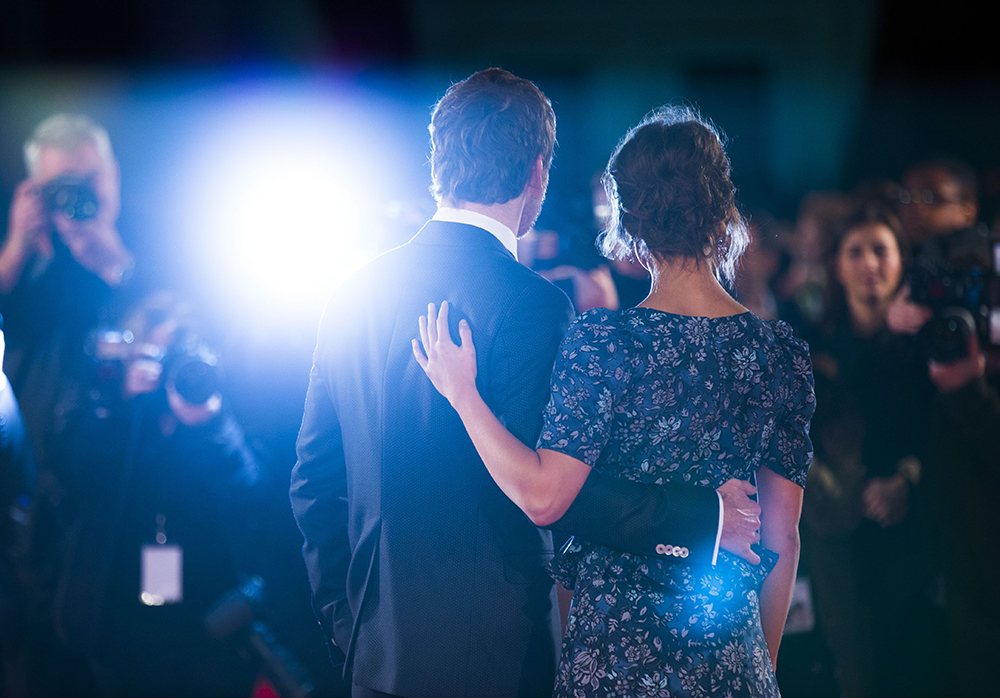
[1,0,994,693]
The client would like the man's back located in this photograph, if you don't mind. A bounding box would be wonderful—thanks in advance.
[293,220,573,697]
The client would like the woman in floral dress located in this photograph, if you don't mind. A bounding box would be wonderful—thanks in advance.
[414,106,815,698]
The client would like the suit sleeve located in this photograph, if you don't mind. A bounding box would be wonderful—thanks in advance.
[289,312,353,657]
[489,291,721,566]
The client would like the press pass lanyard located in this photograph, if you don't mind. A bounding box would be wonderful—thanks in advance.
[140,512,183,606]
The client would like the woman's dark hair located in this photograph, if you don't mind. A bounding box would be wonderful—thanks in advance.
[821,201,908,332]
[599,105,747,283]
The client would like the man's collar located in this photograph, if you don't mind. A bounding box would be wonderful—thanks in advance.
[432,207,518,261]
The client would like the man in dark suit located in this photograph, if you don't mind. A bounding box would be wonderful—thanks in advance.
[290,68,762,698]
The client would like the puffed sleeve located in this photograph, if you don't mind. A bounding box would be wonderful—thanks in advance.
[761,323,816,487]
[536,309,631,467]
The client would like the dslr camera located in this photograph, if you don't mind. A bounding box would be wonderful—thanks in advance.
[40,174,99,221]
[92,327,222,406]
[908,242,1000,362]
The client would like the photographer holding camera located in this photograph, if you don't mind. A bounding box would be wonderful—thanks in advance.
[886,159,1000,696]
[44,291,264,697]
[0,114,135,473]
[0,113,142,696]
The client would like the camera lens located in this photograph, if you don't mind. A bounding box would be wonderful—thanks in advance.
[41,175,99,221]
[921,308,975,363]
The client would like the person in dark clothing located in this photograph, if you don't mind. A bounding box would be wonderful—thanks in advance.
[47,292,263,698]
[0,114,136,472]
[924,316,1000,698]
[291,70,764,698]
[0,113,141,698]
[802,203,943,698]
[884,159,1000,695]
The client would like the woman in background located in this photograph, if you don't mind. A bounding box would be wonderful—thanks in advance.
[414,106,815,697]
[802,204,940,698]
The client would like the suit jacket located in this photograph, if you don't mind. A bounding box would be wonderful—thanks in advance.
[290,220,720,698]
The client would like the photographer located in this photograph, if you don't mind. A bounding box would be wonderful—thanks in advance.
[886,160,1000,695]
[887,159,991,336]
[0,114,135,472]
[46,292,264,697]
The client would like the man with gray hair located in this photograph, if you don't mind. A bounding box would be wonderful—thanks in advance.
[0,114,134,467]
[1,114,132,294]
[0,113,136,695]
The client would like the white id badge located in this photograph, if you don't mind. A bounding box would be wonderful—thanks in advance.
[140,544,183,606]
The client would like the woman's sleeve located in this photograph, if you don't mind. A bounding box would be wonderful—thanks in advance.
[536,309,629,467]
[761,327,816,487]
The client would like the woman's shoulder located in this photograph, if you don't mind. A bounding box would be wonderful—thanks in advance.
[554,308,640,387]
[754,317,816,414]
[728,315,815,396]
[753,316,812,362]
[561,307,629,345]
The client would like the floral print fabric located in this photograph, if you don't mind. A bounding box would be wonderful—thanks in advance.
[537,308,815,698]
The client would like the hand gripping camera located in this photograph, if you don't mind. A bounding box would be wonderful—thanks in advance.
[909,241,1000,363]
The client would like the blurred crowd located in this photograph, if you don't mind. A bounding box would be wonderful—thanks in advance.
[518,159,1000,698]
[2,111,999,698]
[0,116,321,698]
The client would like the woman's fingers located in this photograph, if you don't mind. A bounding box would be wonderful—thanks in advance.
[418,315,430,355]
[412,339,429,370]
[437,301,453,347]
[426,303,438,344]
[458,319,474,352]
[418,300,470,362]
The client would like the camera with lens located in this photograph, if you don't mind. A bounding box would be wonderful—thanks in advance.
[40,174,99,221]
[92,326,222,406]
[908,243,1000,363]
[160,330,222,405]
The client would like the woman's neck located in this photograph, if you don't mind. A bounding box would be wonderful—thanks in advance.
[845,294,889,337]
[639,256,747,318]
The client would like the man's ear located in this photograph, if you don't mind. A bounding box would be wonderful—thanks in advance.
[527,155,547,193]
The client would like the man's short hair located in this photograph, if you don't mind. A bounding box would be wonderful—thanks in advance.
[429,68,556,205]
[24,114,114,175]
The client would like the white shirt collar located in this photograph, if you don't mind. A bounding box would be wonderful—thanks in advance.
[432,207,518,260]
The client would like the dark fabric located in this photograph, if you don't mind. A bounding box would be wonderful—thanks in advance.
[802,323,943,697]
[542,308,813,697]
[290,220,723,698]
[0,244,137,470]
[353,683,403,698]
[40,390,262,697]
[551,469,720,566]
[928,373,1000,696]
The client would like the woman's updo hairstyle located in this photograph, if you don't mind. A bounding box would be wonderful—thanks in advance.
[600,105,748,283]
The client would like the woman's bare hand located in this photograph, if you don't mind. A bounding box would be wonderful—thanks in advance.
[412,301,478,408]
